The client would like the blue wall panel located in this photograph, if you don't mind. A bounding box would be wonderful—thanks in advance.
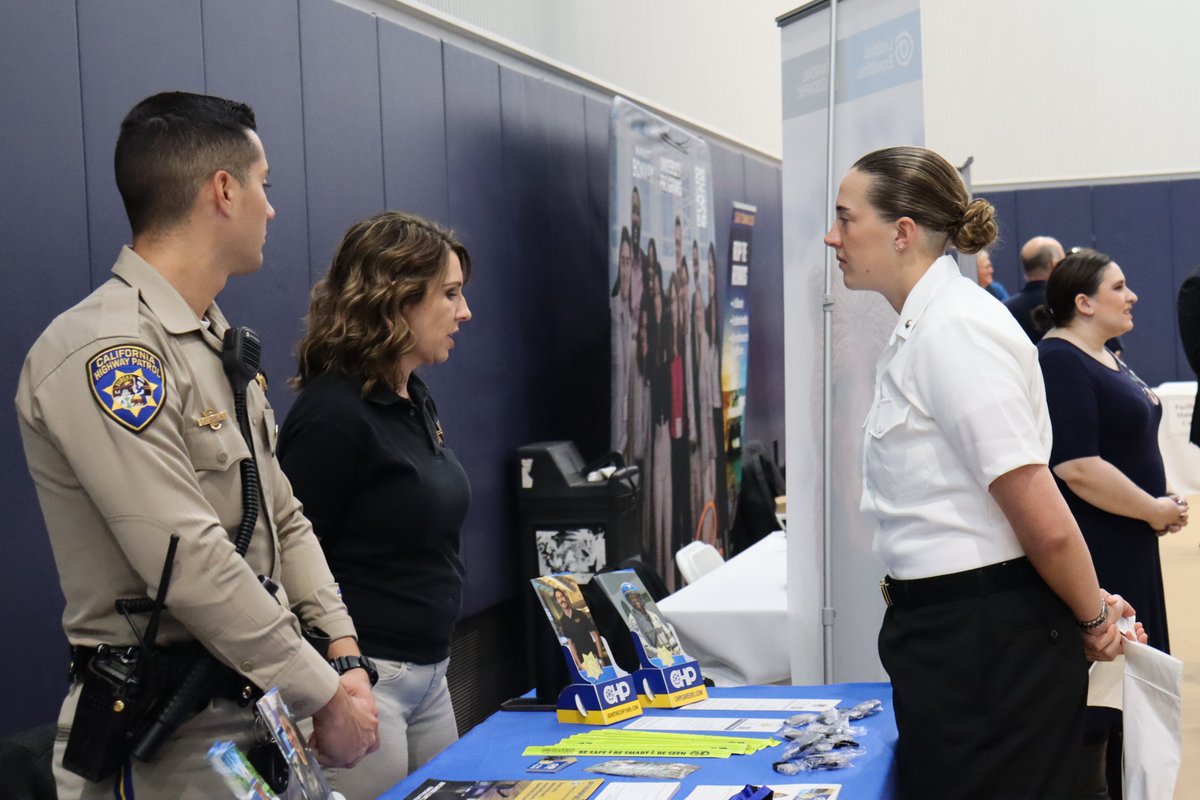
[744,156,786,458]
[584,96,612,296]
[202,0,311,409]
[299,0,385,282]
[539,81,607,457]
[1,2,785,733]
[77,1,205,286]
[380,21,450,222]
[1170,180,1200,379]
[976,189,1017,290]
[1092,182,1175,385]
[444,45,512,615]
[0,0,89,736]
[1014,185,1094,261]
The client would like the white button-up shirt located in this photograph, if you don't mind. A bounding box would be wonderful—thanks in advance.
[862,255,1051,579]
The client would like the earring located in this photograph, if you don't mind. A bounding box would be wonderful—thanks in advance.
[895,243,903,252]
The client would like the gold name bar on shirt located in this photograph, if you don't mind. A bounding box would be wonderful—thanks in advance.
[197,409,228,430]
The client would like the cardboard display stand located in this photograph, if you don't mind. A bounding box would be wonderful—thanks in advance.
[627,632,708,709]
[591,570,707,708]
[553,642,643,725]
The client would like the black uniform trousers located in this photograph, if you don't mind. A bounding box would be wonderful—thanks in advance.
[879,575,1088,800]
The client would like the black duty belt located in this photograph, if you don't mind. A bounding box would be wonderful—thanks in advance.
[879,557,1041,608]
[69,643,260,706]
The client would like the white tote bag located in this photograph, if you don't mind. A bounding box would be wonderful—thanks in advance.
[1121,638,1183,800]
[1086,619,1183,800]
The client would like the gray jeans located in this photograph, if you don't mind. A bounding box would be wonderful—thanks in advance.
[325,657,457,798]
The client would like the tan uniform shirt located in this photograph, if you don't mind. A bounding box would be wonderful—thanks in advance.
[16,246,353,717]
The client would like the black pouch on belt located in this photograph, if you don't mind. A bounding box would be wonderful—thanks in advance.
[63,645,165,782]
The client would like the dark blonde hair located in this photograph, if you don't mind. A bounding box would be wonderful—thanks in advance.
[295,211,471,393]
[853,146,997,254]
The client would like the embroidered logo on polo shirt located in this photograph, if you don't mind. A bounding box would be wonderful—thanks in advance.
[88,345,167,432]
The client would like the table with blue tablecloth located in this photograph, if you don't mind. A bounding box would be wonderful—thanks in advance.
[377,684,897,800]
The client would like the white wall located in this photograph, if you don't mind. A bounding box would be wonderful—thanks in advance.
[397,0,1200,185]
[922,0,1200,187]
[397,0,795,157]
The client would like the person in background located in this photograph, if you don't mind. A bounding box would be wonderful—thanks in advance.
[279,211,473,798]
[1005,235,1064,342]
[612,226,634,454]
[16,91,378,798]
[823,145,1141,800]
[629,299,655,545]
[646,240,675,584]
[704,244,724,512]
[975,247,1009,300]
[1176,261,1200,448]
[1035,248,1186,798]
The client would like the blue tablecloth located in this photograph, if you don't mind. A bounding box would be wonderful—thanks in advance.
[377,683,897,800]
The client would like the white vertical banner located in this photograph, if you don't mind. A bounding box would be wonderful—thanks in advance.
[779,0,925,683]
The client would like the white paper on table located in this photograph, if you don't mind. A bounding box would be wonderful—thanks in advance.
[594,783,681,800]
[623,716,784,733]
[682,784,840,800]
[686,698,839,713]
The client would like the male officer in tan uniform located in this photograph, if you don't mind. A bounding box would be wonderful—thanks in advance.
[16,92,379,798]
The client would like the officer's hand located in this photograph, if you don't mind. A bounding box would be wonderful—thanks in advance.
[310,684,380,768]
[339,668,378,720]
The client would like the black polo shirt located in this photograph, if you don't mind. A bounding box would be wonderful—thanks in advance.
[278,372,469,664]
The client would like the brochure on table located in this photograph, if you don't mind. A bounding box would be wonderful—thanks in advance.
[404,778,603,800]
[592,570,707,708]
[532,575,642,725]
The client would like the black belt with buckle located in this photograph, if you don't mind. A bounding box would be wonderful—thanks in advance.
[880,557,1040,608]
[69,643,260,706]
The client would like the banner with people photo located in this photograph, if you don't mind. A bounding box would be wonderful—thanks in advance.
[721,203,755,520]
[609,97,720,591]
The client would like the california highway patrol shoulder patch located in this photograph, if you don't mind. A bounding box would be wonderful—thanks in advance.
[88,345,167,432]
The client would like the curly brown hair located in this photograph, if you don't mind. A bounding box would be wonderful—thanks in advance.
[294,211,472,394]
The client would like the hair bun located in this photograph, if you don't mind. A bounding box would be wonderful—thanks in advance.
[952,198,998,254]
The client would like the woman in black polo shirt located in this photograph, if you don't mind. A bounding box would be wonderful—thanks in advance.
[279,211,473,798]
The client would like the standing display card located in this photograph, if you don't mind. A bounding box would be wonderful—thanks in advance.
[531,575,642,724]
[593,570,707,708]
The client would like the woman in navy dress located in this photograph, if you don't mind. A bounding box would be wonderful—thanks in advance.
[1036,247,1188,798]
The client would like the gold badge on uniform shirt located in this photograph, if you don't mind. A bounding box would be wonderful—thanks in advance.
[197,409,228,430]
[435,420,445,445]
[254,371,268,394]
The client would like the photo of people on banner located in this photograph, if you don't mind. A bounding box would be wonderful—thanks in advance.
[609,98,723,590]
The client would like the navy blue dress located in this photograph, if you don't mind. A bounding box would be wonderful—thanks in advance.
[1038,338,1170,653]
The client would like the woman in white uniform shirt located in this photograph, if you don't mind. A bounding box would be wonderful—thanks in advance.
[823,146,1142,799]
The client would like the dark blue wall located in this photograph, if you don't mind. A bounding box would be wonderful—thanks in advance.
[980,179,1199,388]
[0,0,785,735]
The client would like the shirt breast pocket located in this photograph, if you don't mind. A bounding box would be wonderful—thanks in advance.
[184,423,253,530]
[864,397,932,500]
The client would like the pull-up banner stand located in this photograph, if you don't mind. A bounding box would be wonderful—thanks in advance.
[778,0,925,684]
[608,97,720,592]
